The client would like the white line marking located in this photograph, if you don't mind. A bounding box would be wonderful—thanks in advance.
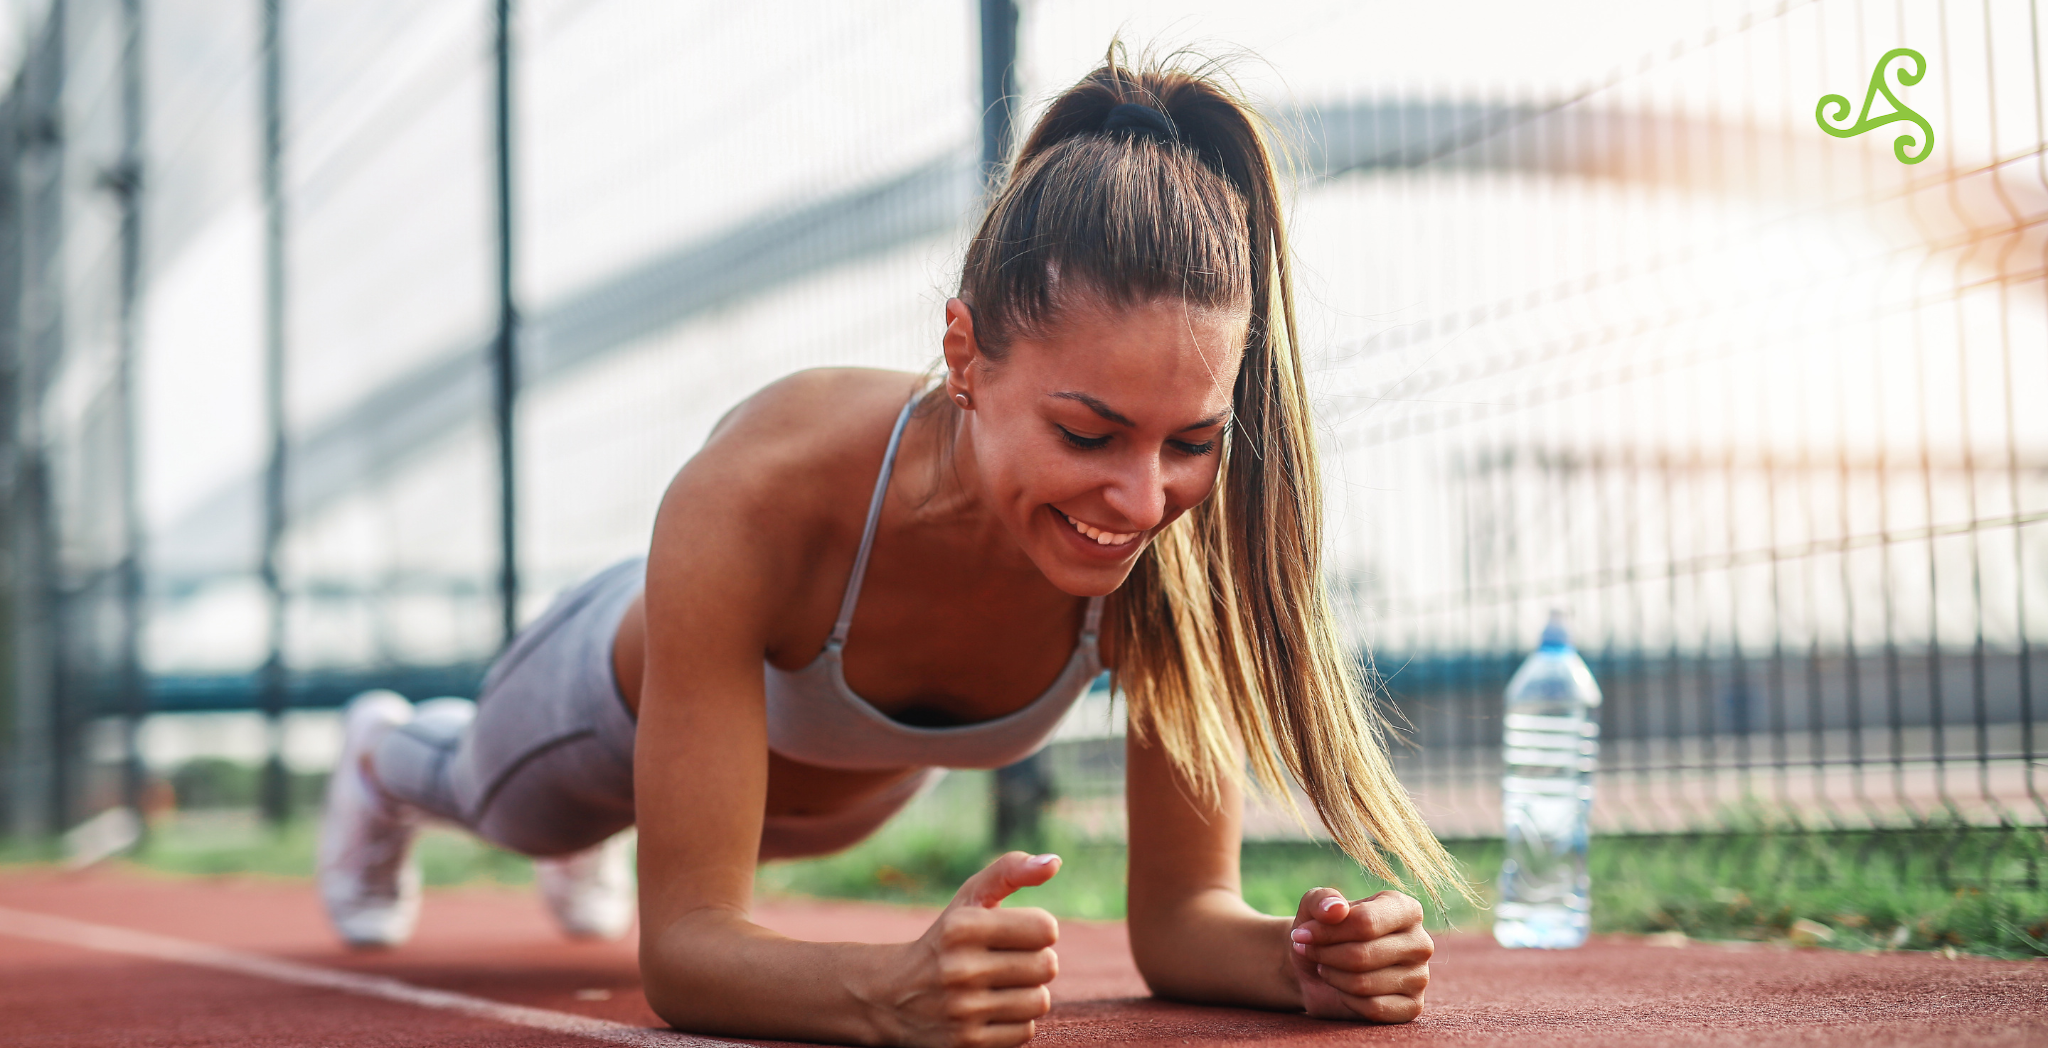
[0,905,736,1048]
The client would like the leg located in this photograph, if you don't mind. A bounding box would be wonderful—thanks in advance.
[343,691,637,941]
[368,558,643,847]
[320,559,645,946]
[317,690,428,949]
[368,695,482,824]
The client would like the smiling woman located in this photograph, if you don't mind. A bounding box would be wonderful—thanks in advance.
[939,296,1242,576]
[313,44,1466,1048]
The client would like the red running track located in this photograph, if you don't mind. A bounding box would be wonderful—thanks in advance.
[1,868,2043,1047]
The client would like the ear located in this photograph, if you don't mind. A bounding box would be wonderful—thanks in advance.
[941,298,980,402]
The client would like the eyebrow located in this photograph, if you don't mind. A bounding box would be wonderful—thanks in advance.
[1051,391,1232,432]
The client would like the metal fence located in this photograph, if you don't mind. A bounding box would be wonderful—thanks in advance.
[1025,0,2048,887]
[0,0,2042,893]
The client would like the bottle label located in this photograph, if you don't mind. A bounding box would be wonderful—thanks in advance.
[1503,713,1598,772]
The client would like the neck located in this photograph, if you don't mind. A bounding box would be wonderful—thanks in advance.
[901,401,1036,574]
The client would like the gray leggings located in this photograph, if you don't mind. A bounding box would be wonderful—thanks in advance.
[369,558,939,860]
[371,559,645,857]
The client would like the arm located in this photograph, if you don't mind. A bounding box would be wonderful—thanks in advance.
[1123,729,1433,1021]
[1123,727,1297,1008]
[632,400,1060,1048]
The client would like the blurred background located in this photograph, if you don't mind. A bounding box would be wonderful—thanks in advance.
[0,0,2043,953]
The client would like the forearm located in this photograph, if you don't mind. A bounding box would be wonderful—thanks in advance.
[641,907,905,1045]
[1128,887,1300,1011]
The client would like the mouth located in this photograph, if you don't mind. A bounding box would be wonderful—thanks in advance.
[1054,507,1144,550]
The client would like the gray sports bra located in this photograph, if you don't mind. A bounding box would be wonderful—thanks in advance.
[762,398,1105,771]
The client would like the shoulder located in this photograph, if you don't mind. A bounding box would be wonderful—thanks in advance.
[644,369,926,618]
[689,368,927,496]
[707,368,925,454]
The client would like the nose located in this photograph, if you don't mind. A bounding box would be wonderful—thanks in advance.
[1099,447,1168,531]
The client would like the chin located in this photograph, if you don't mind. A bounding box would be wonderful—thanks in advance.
[1042,561,1135,598]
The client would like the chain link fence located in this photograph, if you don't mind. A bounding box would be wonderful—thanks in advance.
[0,1,2042,900]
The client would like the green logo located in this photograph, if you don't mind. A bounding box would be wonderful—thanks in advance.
[1817,47,1934,164]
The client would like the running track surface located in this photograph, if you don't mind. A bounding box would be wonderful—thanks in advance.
[2,869,2043,1047]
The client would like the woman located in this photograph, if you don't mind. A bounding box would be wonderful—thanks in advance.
[319,50,1465,1046]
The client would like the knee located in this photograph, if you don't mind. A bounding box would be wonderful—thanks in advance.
[409,696,477,743]
[368,696,476,822]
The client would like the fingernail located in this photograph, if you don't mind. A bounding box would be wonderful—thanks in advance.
[1292,940,1307,954]
[1026,853,1059,867]
[1290,927,1314,943]
[1319,897,1344,914]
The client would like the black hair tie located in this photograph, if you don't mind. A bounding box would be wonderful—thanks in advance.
[1102,102,1177,143]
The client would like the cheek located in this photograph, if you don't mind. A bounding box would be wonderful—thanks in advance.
[1166,456,1224,510]
[978,416,1063,501]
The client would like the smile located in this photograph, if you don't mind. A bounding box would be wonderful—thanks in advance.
[1059,510,1142,546]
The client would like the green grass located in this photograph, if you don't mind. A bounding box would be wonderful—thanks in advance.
[754,783,2048,959]
[1581,827,2048,958]
[1,809,536,887]
[755,818,1482,928]
[136,810,539,886]
[6,768,2042,959]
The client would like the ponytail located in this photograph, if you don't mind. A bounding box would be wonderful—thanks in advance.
[946,45,1470,905]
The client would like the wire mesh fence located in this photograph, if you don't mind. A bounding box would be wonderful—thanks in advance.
[1014,0,2048,899]
[0,0,2042,909]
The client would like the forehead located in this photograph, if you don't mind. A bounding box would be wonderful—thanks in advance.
[1004,297,1247,411]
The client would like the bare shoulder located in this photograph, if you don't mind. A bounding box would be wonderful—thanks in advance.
[644,369,927,631]
[692,368,927,494]
[708,368,925,457]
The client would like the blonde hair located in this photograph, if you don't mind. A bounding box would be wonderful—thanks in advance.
[945,47,1469,904]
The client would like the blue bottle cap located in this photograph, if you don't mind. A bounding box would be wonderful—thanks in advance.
[1539,610,1571,650]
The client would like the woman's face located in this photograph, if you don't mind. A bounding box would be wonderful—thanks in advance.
[943,294,1247,597]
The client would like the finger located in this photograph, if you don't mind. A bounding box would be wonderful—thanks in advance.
[1351,891,1426,940]
[1313,961,1429,1000]
[1294,892,1427,948]
[963,1020,1037,1048]
[1293,886,1350,928]
[1291,913,1366,947]
[952,851,1061,909]
[938,905,1060,952]
[942,986,1053,1025]
[939,944,1059,989]
[1343,991,1424,1024]
[1300,928,1434,971]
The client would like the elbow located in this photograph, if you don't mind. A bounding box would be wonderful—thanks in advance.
[637,932,694,1030]
[635,911,731,1032]
[1125,914,1204,1003]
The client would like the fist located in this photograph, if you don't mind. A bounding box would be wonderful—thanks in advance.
[1287,888,1432,1023]
[897,852,1062,1048]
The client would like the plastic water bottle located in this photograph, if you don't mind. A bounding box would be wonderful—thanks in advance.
[1494,611,1601,949]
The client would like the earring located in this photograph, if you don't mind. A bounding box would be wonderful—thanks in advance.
[953,392,972,409]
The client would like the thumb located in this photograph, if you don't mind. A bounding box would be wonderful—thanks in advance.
[951,851,1060,909]
[1294,886,1351,929]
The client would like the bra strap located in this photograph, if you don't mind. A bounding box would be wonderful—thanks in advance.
[828,397,919,648]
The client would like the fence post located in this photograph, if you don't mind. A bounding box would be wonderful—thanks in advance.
[976,0,1050,851]
[257,0,291,826]
[977,0,1017,189]
[491,0,519,650]
[2,4,71,844]
[111,0,148,838]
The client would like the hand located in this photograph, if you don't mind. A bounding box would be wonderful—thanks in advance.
[1287,887,1432,1023]
[887,851,1062,1048]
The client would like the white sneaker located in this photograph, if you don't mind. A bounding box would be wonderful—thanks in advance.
[318,690,422,949]
[535,830,636,941]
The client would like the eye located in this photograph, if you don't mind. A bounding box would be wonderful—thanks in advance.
[1057,425,1111,451]
[1171,439,1217,457]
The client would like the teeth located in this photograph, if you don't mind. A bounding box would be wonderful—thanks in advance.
[1062,511,1137,546]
